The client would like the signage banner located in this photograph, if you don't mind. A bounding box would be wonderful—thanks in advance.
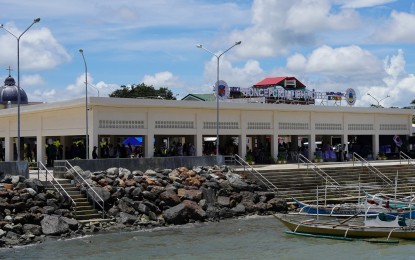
[215,80,229,100]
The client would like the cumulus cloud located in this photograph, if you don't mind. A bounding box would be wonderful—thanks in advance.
[28,73,121,102]
[371,11,415,43]
[286,45,383,77]
[340,0,397,9]
[383,49,406,85]
[29,89,56,102]
[142,71,179,88]
[229,0,360,58]
[64,73,119,98]
[21,74,45,87]
[286,48,415,108]
[201,56,264,89]
[0,25,71,70]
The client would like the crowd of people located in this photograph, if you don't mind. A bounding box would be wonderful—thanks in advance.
[154,142,195,157]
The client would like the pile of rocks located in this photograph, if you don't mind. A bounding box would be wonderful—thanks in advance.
[0,174,79,247]
[0,165,287,247]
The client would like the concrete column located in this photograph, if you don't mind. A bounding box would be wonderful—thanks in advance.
[145,134,154,157]
[4,137,13,161]
[91,132,99,159]
[373,134,379,158]
[195,133,203,156]
[309,134,316,160]
[240,134,247,159]
[61,136,66,159]
[342,134,348,159]
[271,134,278,161]
[36,136,46,164]
[146,109,155,158]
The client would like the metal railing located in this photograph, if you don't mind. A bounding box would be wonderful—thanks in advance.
[224,155,236,165]
[297,153,340,188]
[352,152,393,187]
[233,154,279,194]
[37,161,77,217]
[58,160,105,219]
[399,151,415,167]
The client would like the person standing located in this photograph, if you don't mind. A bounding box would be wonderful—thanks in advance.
[92,146,98,159]
[26,143,33,162]
[188,143,195,156]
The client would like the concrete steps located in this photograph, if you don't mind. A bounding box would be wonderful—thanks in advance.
[43,178,104,221]
[246,163,415,204]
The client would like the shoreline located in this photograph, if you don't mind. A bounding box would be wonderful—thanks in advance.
[0,165,287,248]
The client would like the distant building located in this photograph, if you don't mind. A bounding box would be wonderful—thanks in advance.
[0,75,412,163]
[0,73,28,108]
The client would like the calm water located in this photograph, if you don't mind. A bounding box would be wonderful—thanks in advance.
[1,215,415,260]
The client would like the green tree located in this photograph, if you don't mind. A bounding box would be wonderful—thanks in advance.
[109,83,176,100]
[408,100,415,123]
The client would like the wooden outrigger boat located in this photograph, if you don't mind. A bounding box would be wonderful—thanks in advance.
[293,197,415,219]
[273,213,415,242]
[292,198,389,218]
[366,192,414,210]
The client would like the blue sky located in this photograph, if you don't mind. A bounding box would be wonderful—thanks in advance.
[1,0,415,108]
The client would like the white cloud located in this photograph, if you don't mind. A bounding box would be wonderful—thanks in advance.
[371,11,415,43]
[93,81,120,97]
[21,74,45,87]
[383,49,406,85]
[287,45,383,76]
[201,56,264,89]
[0,24,71,70]
[29,89,56,102]
[286,53,307,71]
[142,71,179,88]
[286,48,415,108]
[340,0,397,9]
[285,1,359,33]
[230,0,360,58]
[28,73,121,102]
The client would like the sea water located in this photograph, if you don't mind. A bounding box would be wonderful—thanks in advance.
[1,215,415,260]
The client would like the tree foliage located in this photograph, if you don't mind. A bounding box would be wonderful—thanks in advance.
[109,83,176,100]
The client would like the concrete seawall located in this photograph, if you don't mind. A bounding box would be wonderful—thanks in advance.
[53,156,224,178]
[0,162,29,178]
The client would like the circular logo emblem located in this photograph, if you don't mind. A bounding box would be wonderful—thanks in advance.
[345,88,356,106]
[215,80,229,100]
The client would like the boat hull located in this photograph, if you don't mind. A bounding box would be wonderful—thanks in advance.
[293,198,415,218]
[274,213,415,240]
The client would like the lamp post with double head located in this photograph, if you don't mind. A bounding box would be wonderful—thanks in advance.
[87,83,100,97]
[0,18,40,161]
[79,49,89,159]
[196,41,241,163]
[367,93,390,108]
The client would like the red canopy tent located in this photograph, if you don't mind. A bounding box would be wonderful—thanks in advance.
[253,76,306,90]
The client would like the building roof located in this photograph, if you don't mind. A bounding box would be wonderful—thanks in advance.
[181,93,216,101]
[0,75,28,104]
[253,76,306,89]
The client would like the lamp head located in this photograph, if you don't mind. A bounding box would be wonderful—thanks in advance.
[196,44,202,48]
[0,24,3,28]
[79,49,83,53]
[34,18,41,23]
[235,41,242,45]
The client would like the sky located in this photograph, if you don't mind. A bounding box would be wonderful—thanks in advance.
[1,0,415,108]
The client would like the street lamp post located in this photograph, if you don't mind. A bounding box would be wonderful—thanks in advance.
[79,49,89,159]
[0,18,40,161]
[87,83,100,97]
[196,41,241,163]
[367,93,390,108]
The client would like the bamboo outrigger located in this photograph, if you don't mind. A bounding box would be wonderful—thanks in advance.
[273,213,415,243]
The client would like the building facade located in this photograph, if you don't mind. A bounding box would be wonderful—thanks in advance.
[0,96,412,164]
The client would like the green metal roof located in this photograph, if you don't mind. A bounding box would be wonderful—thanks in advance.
[181,93,216,101]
